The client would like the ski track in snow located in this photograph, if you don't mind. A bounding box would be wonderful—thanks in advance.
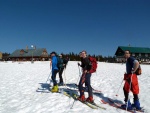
[0,61,149,113]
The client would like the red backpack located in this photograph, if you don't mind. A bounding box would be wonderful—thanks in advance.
[89,56,97,73]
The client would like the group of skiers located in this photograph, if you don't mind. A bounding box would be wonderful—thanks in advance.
[49,50,142,111]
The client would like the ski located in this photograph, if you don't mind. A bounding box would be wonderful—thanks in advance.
[74,84,102,93]
[72,93,99,109]
[101,98,145,113]
[63,92,98,109]
[72,93,106,110]
[108,98,145,113]
[89,101,106,110]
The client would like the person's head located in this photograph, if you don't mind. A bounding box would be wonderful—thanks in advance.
[79,52,82,58]
[59,54,62,58]
[50,51,56,57]
[81,50,87,58]
[124,50,131,59]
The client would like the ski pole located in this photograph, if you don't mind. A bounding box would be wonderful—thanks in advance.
[115,79,124,96]
[41,71,52,94]
[70,99,76,109]
[125,73,133,113]
[70,64,82,109]
[63,68,67,87]
[78,64,81,76]
[76,64,82,84]
[46,70,52,83]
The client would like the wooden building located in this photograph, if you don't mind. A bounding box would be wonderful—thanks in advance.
[9,48,49,61]
[115,46,150,63]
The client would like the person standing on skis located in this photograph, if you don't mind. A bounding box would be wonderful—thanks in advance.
[58,54,67,86]
[50,51,59,92]
[121,50,141,110]
[77,50,93,103]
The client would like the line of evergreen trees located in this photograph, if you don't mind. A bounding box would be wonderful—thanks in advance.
[60,52,116,62]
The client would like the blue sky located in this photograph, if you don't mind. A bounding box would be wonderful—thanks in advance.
[0,0,150,56]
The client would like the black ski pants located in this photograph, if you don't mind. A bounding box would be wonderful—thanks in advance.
[59,68,64,83]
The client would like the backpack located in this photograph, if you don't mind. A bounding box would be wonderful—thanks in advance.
[128,57,142,75]
[89,56,97,73]
[135,65,142,75]
[57,57,62,69]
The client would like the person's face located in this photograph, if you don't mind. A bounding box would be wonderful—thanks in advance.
[51,53,55,57]
[81,51,86,58]
[79,53,82,57]
[124,51,130,59]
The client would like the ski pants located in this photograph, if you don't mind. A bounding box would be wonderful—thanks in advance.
[51,69,58,86]
[123,74,139,102]
[59,68,64,83]
[78,73,93,97]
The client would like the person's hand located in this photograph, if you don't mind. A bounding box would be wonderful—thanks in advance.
[131,68,135,74]
[83,70,88,74]
[78,63,80,66]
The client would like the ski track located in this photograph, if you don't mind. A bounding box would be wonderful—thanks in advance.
[0,61,149,113]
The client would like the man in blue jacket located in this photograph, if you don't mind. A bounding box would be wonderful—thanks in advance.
[50,51,59,92]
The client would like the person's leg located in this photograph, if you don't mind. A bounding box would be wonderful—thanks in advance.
[85,73,93,97]
[51,70,55,86]
[121,80,132,110]
[131,74,141,110]
[123,87,129,102]
[133,94,139,101]
[51,69,59,92]
[78,73,86,101]
[132,94,141,110]
[51,69,58,86]
[85,73,93,103]
[59,68,64,83]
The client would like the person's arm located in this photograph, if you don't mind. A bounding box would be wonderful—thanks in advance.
[132,60,139,73]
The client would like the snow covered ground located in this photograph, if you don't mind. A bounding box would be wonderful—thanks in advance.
[0,61,149,113]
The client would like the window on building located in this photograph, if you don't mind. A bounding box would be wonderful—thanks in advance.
[145,54,148,57]
[42,52,46,55]
[132,53,135,56]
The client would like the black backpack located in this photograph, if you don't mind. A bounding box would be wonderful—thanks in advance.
[57,57,62,69]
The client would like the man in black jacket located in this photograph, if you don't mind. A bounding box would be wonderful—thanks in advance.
[78,50,93,103]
